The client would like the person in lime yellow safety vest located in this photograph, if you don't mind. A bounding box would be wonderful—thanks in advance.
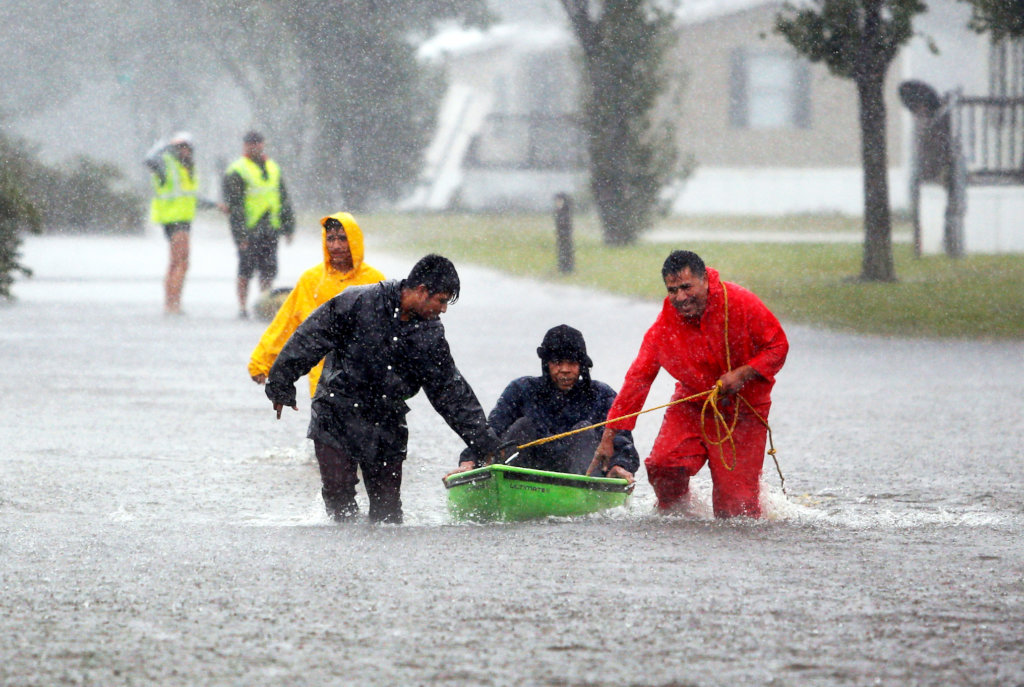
[223,130,296,319]
[145,131,225,315]
[248,212,385,398]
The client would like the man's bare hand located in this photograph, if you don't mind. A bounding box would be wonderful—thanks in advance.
[605,465,635,485]
[443,460,478,483]
[718,364,760,396]
[273,402,297,419]
[586,427,617,476]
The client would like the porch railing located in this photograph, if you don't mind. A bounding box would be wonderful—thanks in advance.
[465,113,587,170]
[950,94,1024,184]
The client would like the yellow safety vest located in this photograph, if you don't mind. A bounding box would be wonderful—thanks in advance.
[226,156,282,230]
[150,152,198,225]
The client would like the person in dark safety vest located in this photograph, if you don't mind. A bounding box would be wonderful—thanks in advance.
[223,130,296,319]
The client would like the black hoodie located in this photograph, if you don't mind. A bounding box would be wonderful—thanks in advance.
[460,366,640,474]
[265,279,498,464]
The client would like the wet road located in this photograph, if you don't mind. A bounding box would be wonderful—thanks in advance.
[3,229,1023,685]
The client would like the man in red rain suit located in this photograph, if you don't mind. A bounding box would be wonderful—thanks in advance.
[590,250,788,518]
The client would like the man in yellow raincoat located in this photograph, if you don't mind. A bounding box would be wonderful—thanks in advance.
[248,212,385,397]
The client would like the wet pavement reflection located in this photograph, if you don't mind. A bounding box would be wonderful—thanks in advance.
[3,230,1022,685]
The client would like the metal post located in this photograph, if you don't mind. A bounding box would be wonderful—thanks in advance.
[554,192,575,274]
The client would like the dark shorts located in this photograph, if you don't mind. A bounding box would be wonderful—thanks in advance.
[237,231,278,280]
[163,222,191,240]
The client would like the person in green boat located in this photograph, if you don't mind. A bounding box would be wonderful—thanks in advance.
[455,324,639,481]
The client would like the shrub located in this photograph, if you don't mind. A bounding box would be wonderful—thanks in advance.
[0,135,42,299]
[24,155,145,234]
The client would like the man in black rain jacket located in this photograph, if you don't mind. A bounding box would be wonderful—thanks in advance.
[265,254,499,523]
[457,324,638,480]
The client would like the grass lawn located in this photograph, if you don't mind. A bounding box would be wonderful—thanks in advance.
[353,212,1024,340]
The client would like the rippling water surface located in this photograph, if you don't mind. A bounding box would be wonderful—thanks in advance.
[3,229,1022,686]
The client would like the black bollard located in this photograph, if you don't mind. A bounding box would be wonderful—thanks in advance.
[554,192,574,274]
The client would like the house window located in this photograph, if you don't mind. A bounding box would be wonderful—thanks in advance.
[729,48,810,129]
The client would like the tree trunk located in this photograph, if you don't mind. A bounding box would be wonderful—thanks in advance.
[566,0,674,247]
[585,56,634,246]
[857,72,896,282]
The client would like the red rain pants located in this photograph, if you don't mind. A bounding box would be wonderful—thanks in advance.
[644,399,770,518]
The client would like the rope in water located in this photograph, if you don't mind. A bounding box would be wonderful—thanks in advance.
[512,282,786,494]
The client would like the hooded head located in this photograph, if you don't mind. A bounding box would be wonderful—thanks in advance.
[537,324,593,368]
[537,324,593,391]
[319,212,366,275]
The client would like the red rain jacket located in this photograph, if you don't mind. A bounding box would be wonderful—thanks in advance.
[606,267,788,430]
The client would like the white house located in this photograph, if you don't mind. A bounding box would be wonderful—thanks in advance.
[408,0,1023,254]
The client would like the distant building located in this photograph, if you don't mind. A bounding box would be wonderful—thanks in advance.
[664,0,901,215]
[408,0,1022,250]
[909,7,1024,255]
[406,24,586,212]
[410,1,902,215]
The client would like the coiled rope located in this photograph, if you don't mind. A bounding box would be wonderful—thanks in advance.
[512,282,786,494]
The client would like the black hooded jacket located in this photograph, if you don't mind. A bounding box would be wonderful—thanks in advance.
[460,363,640,474]
[265,280,498,463]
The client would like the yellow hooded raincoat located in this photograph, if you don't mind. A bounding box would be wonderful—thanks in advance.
[248,212,385,397]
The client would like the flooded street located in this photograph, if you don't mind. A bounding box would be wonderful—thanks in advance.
[3,226,1023,686]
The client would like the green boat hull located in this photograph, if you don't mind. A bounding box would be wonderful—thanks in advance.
[444,464,631,522]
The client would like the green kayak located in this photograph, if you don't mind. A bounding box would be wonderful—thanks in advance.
[444,464,632,522]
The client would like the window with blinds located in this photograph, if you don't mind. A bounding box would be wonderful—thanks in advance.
[729,47,811,130]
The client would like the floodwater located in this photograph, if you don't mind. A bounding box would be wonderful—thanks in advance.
[3,223,1023,686]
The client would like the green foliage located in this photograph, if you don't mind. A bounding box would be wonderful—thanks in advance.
[200,0,489,211]
[25,157,145,234]
[775,0,925,79]
[563,0,681,246]
[2,0,491,214]
[0,134,42,299]
[282,1,450,210]
[775,0,927,282]
[1,131,143,243]
[961,0,1024,40]
[11,160,143,236]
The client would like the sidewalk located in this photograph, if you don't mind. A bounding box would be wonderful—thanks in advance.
[643,226,913,244]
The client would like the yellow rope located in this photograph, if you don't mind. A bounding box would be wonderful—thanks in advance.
[695,283,785,492]
[512,281,786,493]
[514,387,716,451]
[702,282,739,471]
